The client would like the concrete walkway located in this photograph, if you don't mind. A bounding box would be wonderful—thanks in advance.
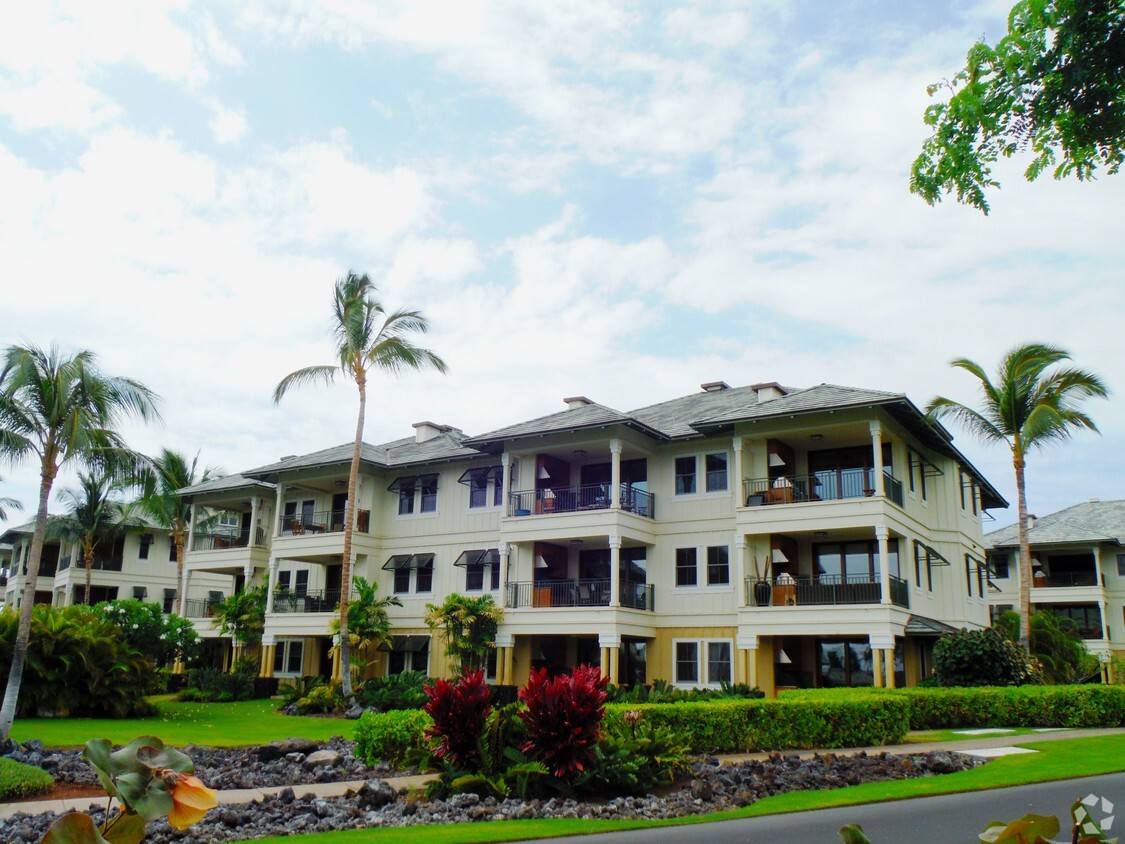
[3,727,1122,822]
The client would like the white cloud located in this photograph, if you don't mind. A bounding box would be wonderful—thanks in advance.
[207,102,249,144]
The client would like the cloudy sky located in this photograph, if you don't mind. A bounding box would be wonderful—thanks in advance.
[1,0,1121,533]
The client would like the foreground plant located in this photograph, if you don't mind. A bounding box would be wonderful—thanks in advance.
[519,665,608,778]
[41,735,217,843]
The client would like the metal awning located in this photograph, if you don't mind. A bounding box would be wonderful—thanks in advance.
[916,540,951,567]
[453,549,501,568]
[387,474,439,492]
[378,635,431,653]
[382,553,436,571]
[910,451,945,477]
[457,466,503,486]
[905,615,958,637]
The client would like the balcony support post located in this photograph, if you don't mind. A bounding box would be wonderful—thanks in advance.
[260,635,275,678]
[609,535,621,608]
[498,544,510,609]
[872,648,885,688]
[876,524,892,605]
[274,481,286,537]
[733,437,743,507]
[885,651,896,688]
[870,632,895,688]
[249,496,260,546]
[496,633,514,685]
[737,634,758,687]
[501,453,512,517]
[736,535,749,608]
[599,633,621,685]
[610,439,622,509]
[266,557,280,614]
[869,421,886,498]
[186,502,197,556]
[179,569,192,616]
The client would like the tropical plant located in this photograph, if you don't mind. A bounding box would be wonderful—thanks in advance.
[210,585,267,646]
[994,609,1101,684]
[273,271,447,701]
[357,669,430,711]
[932,626,1041,687]
[425,593,504,674]
[331,575,401,679]
[0,475,20,522]
[0,343,159,740]
[580,709,692,795]
[911,0,1125,213]
[93,598,200,667]
[40,735,217,843]
[131,448,219,614]
[925,343,1107,649]
[424,668,493,770]
[47,468,128,604]
[519,666,609,779]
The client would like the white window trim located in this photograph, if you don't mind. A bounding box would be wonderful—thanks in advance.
[672,638,734,688]
[673,452,732,498]
[274,638,305,678]
[467,477,503,512]
[673,545,734,591]
[396,486,440,519]
[393,565,436,596]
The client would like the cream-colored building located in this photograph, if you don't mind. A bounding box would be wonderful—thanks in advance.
[986,499,1125,677]
[180,381,1006,692]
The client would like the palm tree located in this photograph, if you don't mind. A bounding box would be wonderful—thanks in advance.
[132,449,218,615]
[926,343,1107,650]
[274,272,447,700]
[0,475,21,523]
[0,343,159,740]
[47,469,128,605]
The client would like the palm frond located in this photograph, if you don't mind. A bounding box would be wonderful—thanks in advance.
[272,365,339,403]
[924,396,1008,443]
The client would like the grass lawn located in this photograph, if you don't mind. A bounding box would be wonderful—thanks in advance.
[11,698,353,748]
[905,727,1057,744]
[250,734,1125,844]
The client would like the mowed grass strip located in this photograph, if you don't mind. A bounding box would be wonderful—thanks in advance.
[11,698,352,748]
[251,734,1125,844]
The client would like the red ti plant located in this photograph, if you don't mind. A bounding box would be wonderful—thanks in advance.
[423,669,492,769]
[519,665,608,779]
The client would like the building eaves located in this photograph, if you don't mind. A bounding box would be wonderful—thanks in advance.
[178,474,277,498]
[985,499,1125,549]
[463,403,665,450]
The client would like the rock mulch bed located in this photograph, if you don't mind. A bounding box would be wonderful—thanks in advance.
[0,749,982,843]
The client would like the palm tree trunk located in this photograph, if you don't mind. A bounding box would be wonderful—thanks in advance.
[339,374,367,701]
[83,539,94,605]
[172,523,185,615]
[0,456,57,741]
[1013,446,1032,651]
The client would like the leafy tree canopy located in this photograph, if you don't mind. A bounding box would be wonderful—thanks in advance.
[912,0,1125,213]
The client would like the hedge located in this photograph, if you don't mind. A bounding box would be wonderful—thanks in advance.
[354,696,911,764]
[779,684,1125,731]
[0,757,54,800]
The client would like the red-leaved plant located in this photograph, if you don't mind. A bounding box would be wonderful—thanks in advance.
[423,669,492,769]
[519,665,608,779]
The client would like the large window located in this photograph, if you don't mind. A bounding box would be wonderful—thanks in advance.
[674,457,696,495]
[990,553,1010,578]
[390,475,439,516]
[673,639,732,687]
[385,553,435,595]
[675,547,698,586]
[705,453,728,492]
[1042,604,1103,639]
[461,466,504,509]
[273,639,304,677]
[706,545,730,585]
[814,540,900,582]
[387,636,430,675]
[139,534,153,560]
[457,549,500,591]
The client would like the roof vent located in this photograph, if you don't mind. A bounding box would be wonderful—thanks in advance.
[413,421,450,444]
[1089,497,1101,503]
[701,381,730,393]
[751,382,787,403]
[279,455,296,461]
[563,396,592,410]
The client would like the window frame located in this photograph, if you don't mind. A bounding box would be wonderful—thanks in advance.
[672,638,734,688]
[138,534,153,560]
[706,545,730,586]
[674,456,697,496]
[704,452,729,493]
[675,547,698,587]
[273,638,305,678]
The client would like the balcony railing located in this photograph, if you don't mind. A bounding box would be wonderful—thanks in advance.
[744,574,909,609]
[280,509,371,537]
[271,588,348,614]
[183,597,225,618]
[743,468,903,507]
[59,554,72,571]
[505,579,655,611]
[191,526,268,552]
[508,484,655,519]
[884,472,904,507]
[1033,571,1100,588]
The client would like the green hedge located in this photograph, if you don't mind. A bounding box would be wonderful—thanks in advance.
[779,684,1125,730]
[355,709,431,766]
[0,757,54,800]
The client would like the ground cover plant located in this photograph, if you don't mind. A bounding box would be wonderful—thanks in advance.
[0,756,54,799]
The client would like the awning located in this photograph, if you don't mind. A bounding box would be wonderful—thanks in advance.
[457,466,503,486]
[967,553,1003,592]
[378,635,431,653]
[387,473,439,492]
[381,553,436,571]
[905,615,958,637]
[453,549,501,568]
[910,450,945,477]
[916,540,951,567]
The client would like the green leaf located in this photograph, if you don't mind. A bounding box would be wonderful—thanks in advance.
[82,739,118,798]
[979,813,1060,843]
[135,743,194,775]
[838,824,874,844]
[40,814,110,844]
[115,771,174,821]
[102,812,147,844]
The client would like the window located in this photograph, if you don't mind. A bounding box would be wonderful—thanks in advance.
[461,466,503,509]
[908,450,915,493]
[914,541,923,586]
[674,639,733,686]
[990,554,1010,578]
[388,637,430,675]
[1117,554,1125,577]
[416,559,434,592]
[390,475,439,516]
[385,553,435,594]
[139,534,153,560]
[675,457,697,495]
[420,477,438,513]
[706,545,730,585]
[273,639,304,677]
[705,453,728,492]
[162,589,176,614]
[168,540,177,562]
[964,555,973,597]
[394,566,411,594]
[675,548,698,587]
[814,540,900,582]
[959,472,966,510]
[295,570,309,594]
[277,570,292,591]
[912,541,933,591]
[398,484,415,515]
[458,549,500,591]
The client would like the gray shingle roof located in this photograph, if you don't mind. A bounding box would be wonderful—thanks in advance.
[985,499,1125,548]
[464,403,643,446]
[178,474,277,497]
[628,385,764,439]
[689,384,906,428]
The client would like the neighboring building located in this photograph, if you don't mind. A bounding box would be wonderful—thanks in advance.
[0,518,229,613]
[180,381,1007,692]
[986,499,1125,678]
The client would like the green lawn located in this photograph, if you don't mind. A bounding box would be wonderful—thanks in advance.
[905,727,1055,744]
[11,698,353,747]
[251,734,1125,844]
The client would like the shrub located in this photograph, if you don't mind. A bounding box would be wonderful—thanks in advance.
[580,710,692,795]
[181,663,257,703]
[296,683,345,714]
[355,709,432,766]
[358,671,430,711]
[0,757,54,800]
[424,669,493,769]
[606,679,764,704]
[933,626,1040,686]
[519,666,608,778]
[278,675,326,708]
[995,610,1101,684]
[93,599,200,668]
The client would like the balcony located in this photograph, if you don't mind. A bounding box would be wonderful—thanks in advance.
[508,484,655,519]
[58,554,72,571]
[506,578,654,611]
[743,469,903,508]
[271,588,347,614]
[280,509,371,537]
[192,526,269,552]
[1032,571,1100,588]
[183,597,224,618]
[744,574,909,609]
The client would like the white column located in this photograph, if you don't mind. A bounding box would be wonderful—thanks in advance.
[733,437,744,508]
[599,632,621,684]
[265,557,280,614]
[249,496,261,547]
[609,535,621,608]
[736,535,749,608]
[737,633,759,687]
[610,439,622,509]
[876,524,892,605]
[500,453,512,517]
[870,632,895,688]
[869,420,885,498]
[498,543,510,609]
[179,569,192,616]
[274,481,286,537]
[186,502,198,555]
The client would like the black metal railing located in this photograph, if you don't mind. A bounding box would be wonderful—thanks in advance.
[271,588,349,614]
[1033,571,1099,588]
[183,597,225,618]
[191,526,268,552]
[744,468,889,506]
[508,484,655,519]
[743,574,909,608]
[884,472,904,507]
[59,554,72,571]
[279,509,370,536]
[88,556,122,572]
[505,579,654,611]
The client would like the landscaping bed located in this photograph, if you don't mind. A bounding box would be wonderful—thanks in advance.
[0,749,982,843]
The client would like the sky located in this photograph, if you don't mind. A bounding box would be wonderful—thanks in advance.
[1,0,1122,534]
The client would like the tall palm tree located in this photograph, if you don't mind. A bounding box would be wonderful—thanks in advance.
[0,475,21,523]
[274,272,447,699]
[0,343,159,740]
[132,449,218,615]
[47,469,128,605]
[926,343,1107,650]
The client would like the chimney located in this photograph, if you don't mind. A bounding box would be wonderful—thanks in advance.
[701,381,730,393]
[563,396,592,410]
[751,382,787,403]
[413,421,449,444]
[1026,514,1037,531]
